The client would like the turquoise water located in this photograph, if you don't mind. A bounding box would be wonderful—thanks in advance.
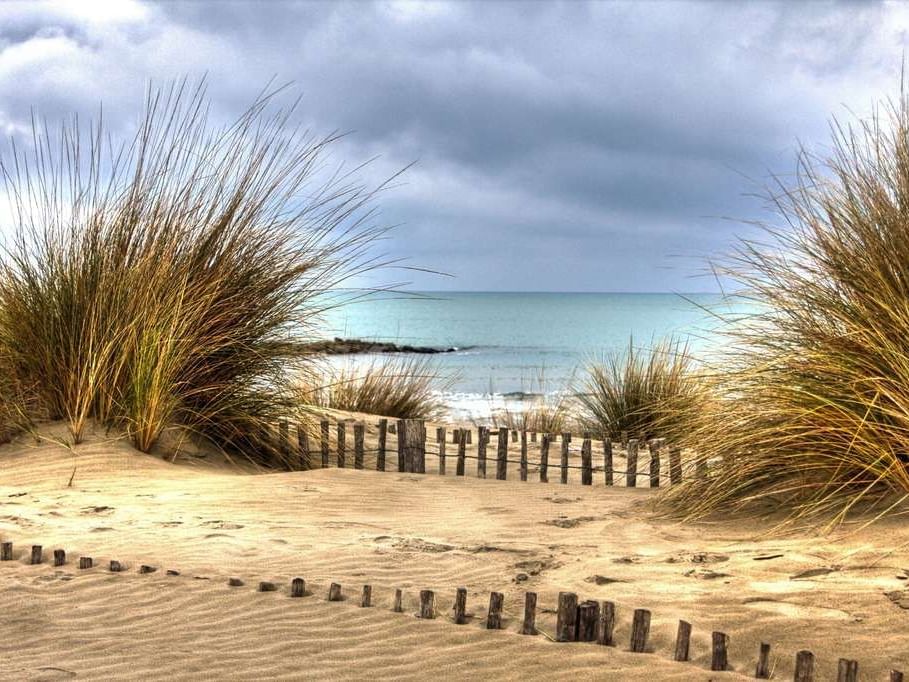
[320,292,733,415]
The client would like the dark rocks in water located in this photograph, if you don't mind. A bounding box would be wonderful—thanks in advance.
[303,337,462,355]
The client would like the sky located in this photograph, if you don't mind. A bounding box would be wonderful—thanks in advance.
[0,0,906,293]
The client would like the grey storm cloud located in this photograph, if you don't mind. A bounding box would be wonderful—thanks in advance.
[0,0,905,291]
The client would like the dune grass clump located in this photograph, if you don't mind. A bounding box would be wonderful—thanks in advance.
[0,79,389,466]
[660,94,909,526]
[302,357,448,420]
[576,337,704,441]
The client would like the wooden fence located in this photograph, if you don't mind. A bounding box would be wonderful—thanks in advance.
[0,538,901,681]
[276,417,694,488]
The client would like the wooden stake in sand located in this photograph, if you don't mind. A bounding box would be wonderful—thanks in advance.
[669,446,682,486]
[626,439,639,488]
[377,419,388,472]
[560,432,570,484]
[258,581,277,592]
[540,434,550,483]
[297,424,310,470]
[328,583,342,601]
[354,423,365,470]
[397,419,406,472]
[337,422,346,468]
[649,440,661,488]
[0,542,12,561]
[320,419,330,468]
[555,592,578,642]
[109,560,122,572]
[711,631,729,671]
[755,642,772,679]
[438,426,446,475]
[477,426,487,478]
[291,578,305,598]
[486,592,504,629]
[891,671,905,682]
[393,588,403,613]
[581,438,592,485]
[79,557,93,569]
[456,429,466,476]
[361,585,372,607]
[520,592,537,635]
[30,545,42,565]
[520,431,528,481]
[53,549,65,567]
[837,659,858,682]
[629,608,650,653]
[673,620,691,662]
[419,590,434,619]
[794,650,815,682]
[597,601,616,646]
[453,587,468,624]
[496,427,508,480]
[576,600,599,641]
[604,438,614,486]
[402,420,425,474]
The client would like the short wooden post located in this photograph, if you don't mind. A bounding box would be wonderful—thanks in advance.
[626,439,639,487]
[297,424,310,469]
[1,541,12,561]
[581,438,592,485]
[353,423,365,469]
[419,589,434,619]
[669,446,682,485]
[597,601,616,646]
[337,422,346,468]
[279,419,290,465]
[438,427,446,475]
[417,420,427,473]
[604,438,614,485]
[837,659,858,682]
[466,430,472,445]
[674,620,691,661]
[891,671,905,682]
[109,560,122,572]
[291,577,305,597]
[520,592,537,634]
[520,431,528,481]
[486,591,504,629]
[629,608,650,653]
[477,426,487,478]
[755,642,772,678]
[555,592,578,641]
[139,565,156,574]
[79,557,93,569]
[397,419,406,471]
[53,549,65,566]
[540,435,549,482]
[453,587,468,624]
[456,429,466,476]
[560,433,570,484]
[359,584,371,606]
[711,631,729,671]
[576,600,599,641]
[320,419,330,467]
[258,581,277,592]
[328,582,342,601]
[649,439,661,487]
[30,545,42,565]
[393,588,403,613]
[377,418,388,471]
[496,427,508,480]
[795,650,815,682]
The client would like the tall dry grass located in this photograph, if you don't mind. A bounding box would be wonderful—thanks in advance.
[301,357,448,419]
[576,337,705,441]
[0,79,392,466]
[660,93,909,526]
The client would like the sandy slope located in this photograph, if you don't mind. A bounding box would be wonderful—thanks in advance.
[1,426,908,680]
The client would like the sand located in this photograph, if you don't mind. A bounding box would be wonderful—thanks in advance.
[1,423,908,680]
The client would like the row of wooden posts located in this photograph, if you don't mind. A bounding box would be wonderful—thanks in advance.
[279,417,689,487]
[1,539,900,681]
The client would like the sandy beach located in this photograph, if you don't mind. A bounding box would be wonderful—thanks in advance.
[0,421,906,680]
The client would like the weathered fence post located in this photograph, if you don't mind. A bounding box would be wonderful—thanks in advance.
[555,592,578,642]
[297,424,310,470]
[837,659,858,682]
[30,545,42,565]
[361,584,372,607]
[521,592,537,635]
[354,422,365,470]
[597,601,616,646]
[795,651,815,682]
[581,438,592,485]
[576,600,599,641]
[337,422,346,468]
[891,671,905,682]
[711,631,729,671]
[626,438,639,487]
[438,426,447,475]
[669,446,682,485]
[755,642,772,678]
[540,434,550,482]
[649,439,661,488]
[629,608,650,653]
[604,438,614,486]
[393,588,403,613]
[417,420,427,472]
[419,590,435,619]
[291,578,306,598]
[79,557,93,569]
[0,542,11,561]
[674,620,691,661]
[402,419,424,474]
[377,418,388,471]
[496,427,508,480]
[520,431,528,481]
[328,583,342,601]
[560,432,571,484]
[486,592,504,629]
[320,419,330,467]
[466,430,472,445]
[477,426,487,478]
[453,587,468,624]
[397,419,406,471]
[456,429,466,476]
[53,549,65,566]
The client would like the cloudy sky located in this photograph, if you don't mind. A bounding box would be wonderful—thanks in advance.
[0,1,906,292]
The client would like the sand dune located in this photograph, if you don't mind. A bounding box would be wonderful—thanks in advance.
[1,426,907,680]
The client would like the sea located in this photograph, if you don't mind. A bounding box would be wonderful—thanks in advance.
[320,291,737,419]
